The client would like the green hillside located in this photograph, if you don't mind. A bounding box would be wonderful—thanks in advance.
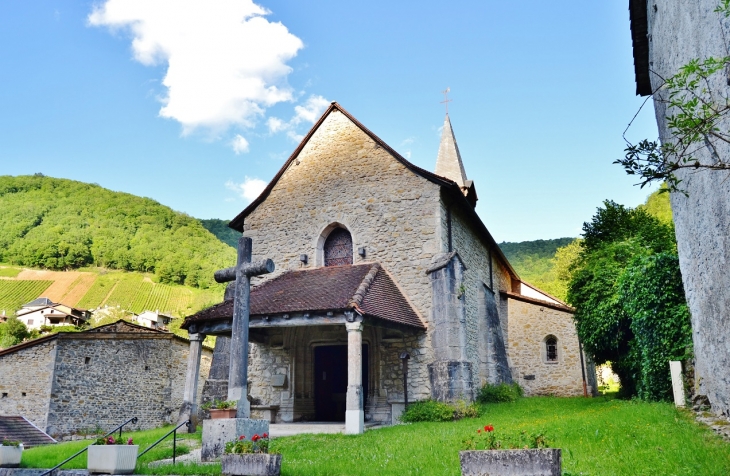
[499,238,575,298]
[0,175,236,289]
[639,186,673,224]
[0,279,53,315]
[200,218,241,248]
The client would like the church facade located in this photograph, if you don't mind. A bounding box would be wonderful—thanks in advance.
[182,103,595,428]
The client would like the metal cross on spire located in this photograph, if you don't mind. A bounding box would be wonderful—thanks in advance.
[440,87,452,114]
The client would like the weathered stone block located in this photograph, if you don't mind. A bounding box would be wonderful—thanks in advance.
[428,360,474,402]
[202,418,269,462]
[459,449,561,476]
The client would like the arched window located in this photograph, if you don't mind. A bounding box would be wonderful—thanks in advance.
[324,228,353,267]
[545,336,558,363]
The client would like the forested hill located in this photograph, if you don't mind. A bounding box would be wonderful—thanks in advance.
[0,175,235,288]
[499,238,576,299]
[200,218,241,248]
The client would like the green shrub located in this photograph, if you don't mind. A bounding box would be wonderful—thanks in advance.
[476,382,524,403]
[399,400,456,422]
[399,399,481,422]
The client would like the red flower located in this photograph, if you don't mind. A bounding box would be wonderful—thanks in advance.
[239,435,245,440]
[252,434,260,442]
[485,425,494,432]
[477,430,481,434]
[263,433,268,438]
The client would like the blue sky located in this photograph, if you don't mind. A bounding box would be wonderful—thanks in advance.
[0,0,659,243]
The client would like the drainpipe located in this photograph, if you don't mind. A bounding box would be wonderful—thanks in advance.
[578,338,588,397]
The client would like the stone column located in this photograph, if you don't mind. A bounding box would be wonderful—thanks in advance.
[179,333,204,432]
[345,321,364,435]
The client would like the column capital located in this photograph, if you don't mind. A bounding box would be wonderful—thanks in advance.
[188,333,205,342]
[345,321,363,333]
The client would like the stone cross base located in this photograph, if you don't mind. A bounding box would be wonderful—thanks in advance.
[428,360,474,403]
[201,418,270,461]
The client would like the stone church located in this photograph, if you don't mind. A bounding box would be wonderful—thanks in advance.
[182,102,596,429]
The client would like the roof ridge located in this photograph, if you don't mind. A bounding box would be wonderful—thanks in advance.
[349,262,381,310]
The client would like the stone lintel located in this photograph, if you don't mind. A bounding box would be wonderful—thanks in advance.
[201,418,270,461]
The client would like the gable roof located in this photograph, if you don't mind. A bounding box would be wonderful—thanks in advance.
[22,297,54,308]
[629,0,652,96]
[227,101,520,281]
[182,262,426,329]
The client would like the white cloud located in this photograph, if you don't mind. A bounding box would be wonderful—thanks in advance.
[266,94,329,141]
[89,0,303,135]
[226,177,267,202]
[292,95,330,125]
[231,134,250,154]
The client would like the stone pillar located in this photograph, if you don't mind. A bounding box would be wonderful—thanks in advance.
[179,333,204,432]
[426,251,475,402]
[345,321,364,435]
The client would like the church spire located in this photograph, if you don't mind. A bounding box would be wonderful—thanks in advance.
[435,113,468,187]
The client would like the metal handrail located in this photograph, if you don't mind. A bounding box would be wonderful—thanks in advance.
[40,417,138,476]
[137,420,191,465]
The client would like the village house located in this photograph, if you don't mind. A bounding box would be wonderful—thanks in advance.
[181,103,597,429]
[16,297,90,330]
[135,310,175,330]
[0,321,212,439]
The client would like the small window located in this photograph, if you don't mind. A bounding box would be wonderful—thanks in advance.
[545,336,558,363]
[85,357,91,365]
[324,228,353,267]
[27,319,34,325]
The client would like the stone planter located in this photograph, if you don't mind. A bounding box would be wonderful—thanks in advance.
[0,445,23,468]
[87,445,139,475]
[221,453,282,476]
[459,448,561,476]
[210,409,238,419]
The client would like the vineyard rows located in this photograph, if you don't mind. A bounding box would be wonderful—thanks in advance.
[0,280,53,314]
[75,278,194,316]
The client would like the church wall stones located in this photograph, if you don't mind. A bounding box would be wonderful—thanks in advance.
[506,298,585,396]
[243,110,440,325]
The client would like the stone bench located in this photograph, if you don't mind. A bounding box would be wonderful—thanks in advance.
[251,405,279,422]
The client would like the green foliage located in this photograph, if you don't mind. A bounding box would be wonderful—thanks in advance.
[0,267,21,277]
[1,439,21,447]
[39,324,85,335]
[225,434,271,454]
[639,185,673,225]
[0,316,30,348]
[499,238,575,300]
[399,400,455,422]
[0,280,53,315]
[462,426,550,450]
[568,200,690,400]
[0,176,236,288]
[399,399,479,422]
[199,219,240,249]
[476,382,524,404]
[619,253,693,401]
[201,399,236,410]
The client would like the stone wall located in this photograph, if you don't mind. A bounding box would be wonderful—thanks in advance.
[445,198,514,389]
[0,332,211,439]
[505,297,586,396]
[645,0,730,416]
[0,339,57,430]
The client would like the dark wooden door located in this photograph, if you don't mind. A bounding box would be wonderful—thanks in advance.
[314,345,368,421]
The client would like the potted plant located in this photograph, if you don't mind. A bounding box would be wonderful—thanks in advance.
[0,439,23,468]
[221,433,281,476]
[87,435,138,475]
[459,425,561,476]
[202,399,238,419]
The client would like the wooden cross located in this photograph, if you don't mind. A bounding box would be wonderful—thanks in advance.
[440,87,452,114]
[214,236,274,418]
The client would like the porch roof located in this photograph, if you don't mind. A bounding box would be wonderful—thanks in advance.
[182,263,426,330]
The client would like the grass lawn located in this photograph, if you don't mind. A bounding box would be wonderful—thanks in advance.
[20,396,730,476]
